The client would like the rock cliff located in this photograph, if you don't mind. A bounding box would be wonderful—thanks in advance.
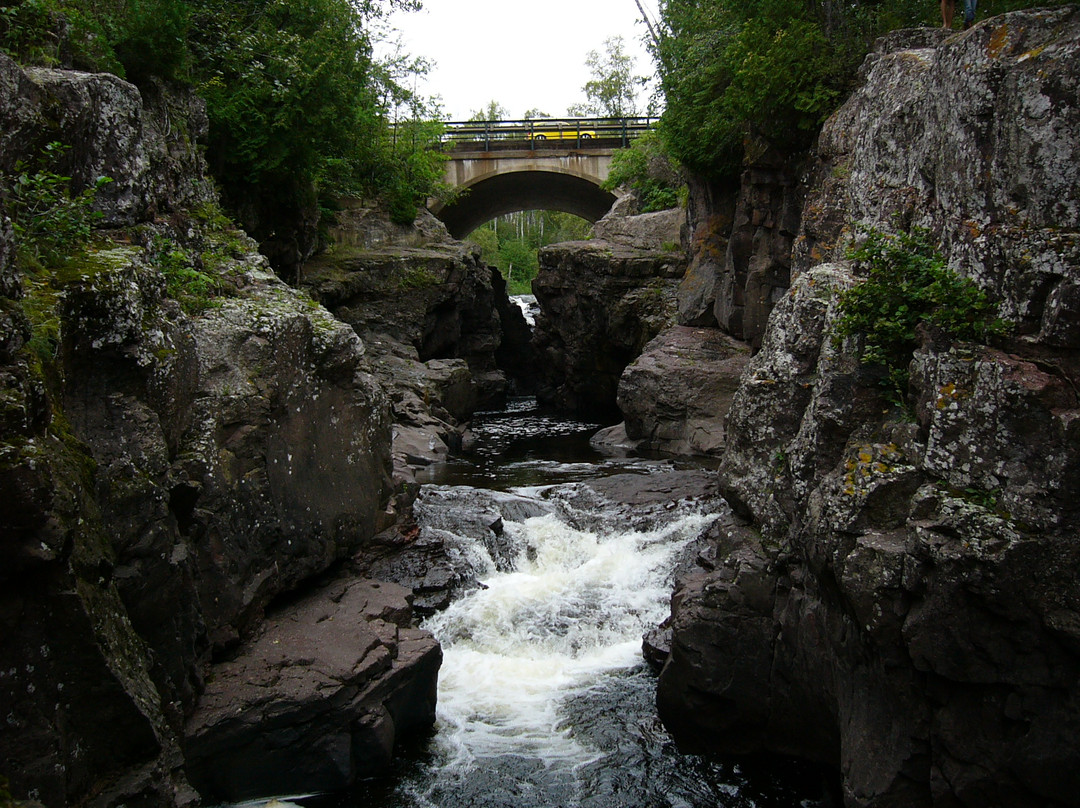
[0,54,439,806]
[657,10,1080,807]
[532,206,687,419]
[302,202,533,486]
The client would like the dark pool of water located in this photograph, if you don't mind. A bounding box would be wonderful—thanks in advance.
[415,397,717,491]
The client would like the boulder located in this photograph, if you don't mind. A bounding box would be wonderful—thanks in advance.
[795,12,1080,346]
[592,206,686,251]
[184,578,440,801]
[610,325,751,457]
[303,241,515,408]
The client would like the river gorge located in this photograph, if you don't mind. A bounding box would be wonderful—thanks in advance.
[2,8,1079,808]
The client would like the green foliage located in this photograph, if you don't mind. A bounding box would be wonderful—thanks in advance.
[654,0,931,178]
[834,227,1009,404]
[112,0,191,86]
[0,0,120,72]
[398,265,440,290]
[155,238,222,314]
[2,0,447,268]
[189,0,446,239]
[603,130,684,213]
[467,211,591,295]
[8,142,109,271]
[5,141,118,364]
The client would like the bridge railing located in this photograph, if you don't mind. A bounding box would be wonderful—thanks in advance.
[439,117,656,151]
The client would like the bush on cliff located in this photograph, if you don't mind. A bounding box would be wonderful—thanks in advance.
[834,227,1009,405]
[602,130,685,213]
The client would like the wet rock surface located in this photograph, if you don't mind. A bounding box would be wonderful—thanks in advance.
[184,578,440,801]
[354,486,553,614]
[355,468,725,618]
[658,13,1080,807]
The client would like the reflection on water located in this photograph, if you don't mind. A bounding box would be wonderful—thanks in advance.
[416,397,717,491]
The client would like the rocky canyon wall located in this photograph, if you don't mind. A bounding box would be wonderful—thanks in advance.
[657,9,1080,807]
[0,55,441,806]
[532,205,687,419]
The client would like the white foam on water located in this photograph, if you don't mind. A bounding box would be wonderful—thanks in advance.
[422,509,715,771]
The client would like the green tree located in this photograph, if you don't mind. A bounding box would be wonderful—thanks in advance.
[653,0,931,178]
[467,210,591,294]
[469,100,510,121]
[569,36,645,117]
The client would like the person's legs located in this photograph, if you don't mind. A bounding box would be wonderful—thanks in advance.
[962,0,977,28]
[941,0,956,28]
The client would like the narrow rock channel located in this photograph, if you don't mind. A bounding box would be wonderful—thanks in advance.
[315,401,837,808]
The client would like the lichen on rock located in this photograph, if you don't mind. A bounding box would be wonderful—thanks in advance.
[657,10,1080,807]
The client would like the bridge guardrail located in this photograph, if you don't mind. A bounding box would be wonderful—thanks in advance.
[439,117,655,151]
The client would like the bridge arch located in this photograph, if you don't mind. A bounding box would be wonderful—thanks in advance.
[432,168,617,239]
[428,119,655,239]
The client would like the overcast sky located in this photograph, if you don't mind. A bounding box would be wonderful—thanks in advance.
[378,0,661,121]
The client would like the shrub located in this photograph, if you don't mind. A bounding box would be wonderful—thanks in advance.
[155,238,222,313]
[8,142,110,271]
[602,130,684,213]
[834,227,1009,404]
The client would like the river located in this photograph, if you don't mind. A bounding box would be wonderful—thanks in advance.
[294,398,835,808]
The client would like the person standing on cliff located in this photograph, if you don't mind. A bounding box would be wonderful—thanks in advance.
[942,0,977,29]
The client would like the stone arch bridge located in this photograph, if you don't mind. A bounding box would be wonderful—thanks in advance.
[430,118,653,238]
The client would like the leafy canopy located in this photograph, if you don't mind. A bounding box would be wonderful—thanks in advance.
[1,0,445,245]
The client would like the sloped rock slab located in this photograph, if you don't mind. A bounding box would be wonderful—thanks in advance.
[184,579,440,801]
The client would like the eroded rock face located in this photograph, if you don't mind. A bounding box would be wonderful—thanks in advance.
[796,13,1080,343]
[676,147,803,349]
[658,13,1080,807]
[532,239,685,419]
[0,54,211,225]
[0,57,412,807]
[303,209,533,484]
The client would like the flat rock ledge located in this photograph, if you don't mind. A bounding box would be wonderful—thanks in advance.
[183,578,440,802]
